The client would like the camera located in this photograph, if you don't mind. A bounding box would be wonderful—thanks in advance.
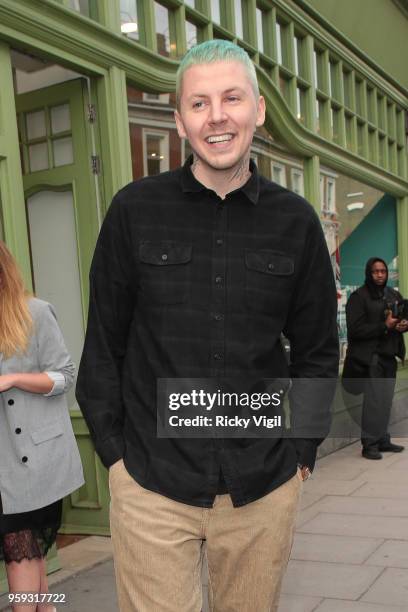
[387,299,408,320]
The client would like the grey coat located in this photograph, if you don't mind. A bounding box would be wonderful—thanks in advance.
[0,298,84,514]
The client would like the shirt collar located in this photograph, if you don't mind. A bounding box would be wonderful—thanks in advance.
[180,155,260,205]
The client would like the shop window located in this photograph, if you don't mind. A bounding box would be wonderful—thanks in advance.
[120,0,139,39]
[271,162,286,187]
[256,8,264,53]
[143,130,169,176]
[290,169,304,196]
[155,2,170,56]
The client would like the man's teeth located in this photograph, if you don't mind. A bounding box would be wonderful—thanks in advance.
[207,134,233,143]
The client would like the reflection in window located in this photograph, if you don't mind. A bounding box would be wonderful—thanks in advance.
[186,21,197,50]
[256,9,264,53]
[155,2,170,56]
[143,131,169,176]
[120,0,139,39]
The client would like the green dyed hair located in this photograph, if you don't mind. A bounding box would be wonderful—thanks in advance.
[176,39,260,109]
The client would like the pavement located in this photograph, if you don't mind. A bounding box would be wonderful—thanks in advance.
[2,434,408,612]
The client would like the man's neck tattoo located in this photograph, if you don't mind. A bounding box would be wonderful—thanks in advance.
[229,155,251,184]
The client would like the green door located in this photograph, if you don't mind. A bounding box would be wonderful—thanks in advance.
[15,79,111,535]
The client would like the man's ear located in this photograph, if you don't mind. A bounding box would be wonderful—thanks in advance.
[255,95,266,128]
[174,110,187,139]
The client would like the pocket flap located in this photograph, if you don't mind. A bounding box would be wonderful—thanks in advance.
[245,250,294,275]
[31,422,64,445]
[139,242,192,265]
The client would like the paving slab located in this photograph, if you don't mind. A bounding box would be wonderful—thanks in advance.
[298,512,408,540]
[291,533,383,564]
[352,481,408,499]
[364,539,408,568]
[277,593,323,612]
[309,494,408,517]
[314,600,408,612]
[302,478,366,496]
[361,567,408,607]
[281,560,382,600]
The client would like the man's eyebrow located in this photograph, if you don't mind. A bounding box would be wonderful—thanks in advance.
[187,87,246,100]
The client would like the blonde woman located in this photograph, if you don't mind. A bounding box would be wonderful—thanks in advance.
[0,241,84,611]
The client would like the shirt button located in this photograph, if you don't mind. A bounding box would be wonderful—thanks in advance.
[161,253,168,261]
[8,399,14,406]
[22,456,28,463]
[214,353,223,360]
[215,275,223,284]
[216,239,223,246]
[268,263,275,271]
[15,428,22,434]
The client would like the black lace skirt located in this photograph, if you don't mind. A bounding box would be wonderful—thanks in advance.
[0,494,62,564]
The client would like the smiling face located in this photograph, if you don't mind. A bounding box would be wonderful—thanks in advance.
[174,60,265,184]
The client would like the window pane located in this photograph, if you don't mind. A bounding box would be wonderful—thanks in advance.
[155,2,170,56]
[291,170,304,196]
[146,134,163,176]
[186,21,197,50]
[29,142,49,172]
[67,0,90,16]
[184,0,195,7]
[256,9,264,53]
[120,0,139,39]
[235,0,243,39]
[50,104,71,134]
[26,110,46,140]
[211,0,220,24]
[53,137,74,167]
[275,22,282,64]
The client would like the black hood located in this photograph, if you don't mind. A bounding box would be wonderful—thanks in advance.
[364,257,388,298]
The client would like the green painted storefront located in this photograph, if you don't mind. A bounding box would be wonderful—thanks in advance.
[0,0,407,588]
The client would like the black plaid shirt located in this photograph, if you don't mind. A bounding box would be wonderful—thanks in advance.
[76,157,339,508]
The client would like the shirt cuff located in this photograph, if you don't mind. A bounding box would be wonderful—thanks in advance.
[293,438,320,472]
[44,371,66,396]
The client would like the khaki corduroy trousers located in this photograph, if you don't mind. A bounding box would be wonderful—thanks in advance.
[109,459,302,612]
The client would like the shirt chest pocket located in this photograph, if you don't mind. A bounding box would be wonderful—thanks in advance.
[245,249,295,314]
[139,241,192,305]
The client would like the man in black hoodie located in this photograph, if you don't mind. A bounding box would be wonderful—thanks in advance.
[346,257,408,459]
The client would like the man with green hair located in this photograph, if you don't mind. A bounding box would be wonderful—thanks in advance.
[77,39,338,611]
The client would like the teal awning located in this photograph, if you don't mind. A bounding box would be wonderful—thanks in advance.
[340,194,397,287]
